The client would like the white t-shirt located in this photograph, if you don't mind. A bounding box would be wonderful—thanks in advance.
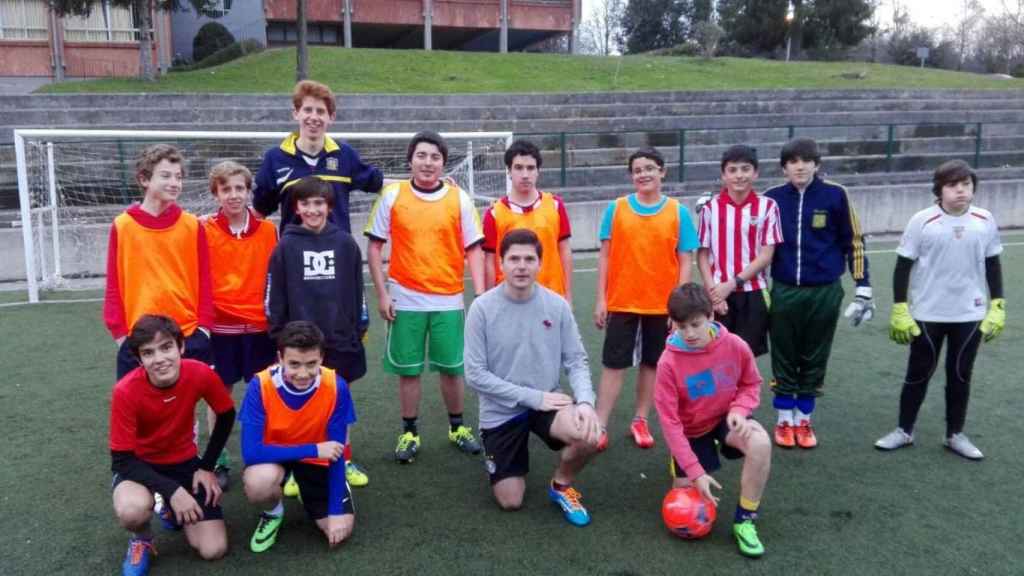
[365,181,483,311]
[896,204,1002,322]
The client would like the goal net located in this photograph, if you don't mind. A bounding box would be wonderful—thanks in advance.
[13,129,513,302]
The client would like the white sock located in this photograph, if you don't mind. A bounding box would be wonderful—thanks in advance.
[777,409,793,426]
[265,501,284,517]
[795,409,811,425]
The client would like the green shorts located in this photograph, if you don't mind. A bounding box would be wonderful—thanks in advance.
[383,309,465,376]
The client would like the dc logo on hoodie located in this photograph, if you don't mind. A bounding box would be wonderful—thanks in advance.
[303,250,335,279]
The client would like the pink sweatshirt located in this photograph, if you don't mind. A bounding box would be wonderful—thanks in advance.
[654,323,762,479]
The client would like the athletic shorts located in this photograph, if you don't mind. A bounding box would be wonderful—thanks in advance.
[116,329,214,381]
[111,457,224,521]
[602,312,670,369]
[383,309,464,376]
[324,347,367,384]
[670,418,746,478]
[716,290,770,357]
[281,462,355,520]
[481,410,565,484]
[211,332,277,388]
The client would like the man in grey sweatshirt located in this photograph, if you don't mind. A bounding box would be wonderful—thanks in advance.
[464,228,602,527]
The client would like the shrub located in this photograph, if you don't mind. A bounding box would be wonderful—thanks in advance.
[193,22,235,63]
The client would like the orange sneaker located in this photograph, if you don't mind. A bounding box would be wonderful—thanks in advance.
[596,430,609,452]
[795,420,818,449]
[630,418,655,449]
[774,423,796,448]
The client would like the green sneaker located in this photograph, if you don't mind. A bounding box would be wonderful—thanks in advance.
[282,473,299,497]
[733,520,765,558]
[345,461,369,487]
[448,425,482,455]
[250,512,283,553]
[214,450,230,491]
[395,431,421,464]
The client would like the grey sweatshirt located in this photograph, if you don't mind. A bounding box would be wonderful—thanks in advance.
[464,283,596,430]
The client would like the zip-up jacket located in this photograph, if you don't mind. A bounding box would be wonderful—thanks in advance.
[764,176,869,287]
[266,223,364,355]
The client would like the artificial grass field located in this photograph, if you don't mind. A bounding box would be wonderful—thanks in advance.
[1,240,1021,576]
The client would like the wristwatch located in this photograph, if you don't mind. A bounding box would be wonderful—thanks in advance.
[734,275,747,289]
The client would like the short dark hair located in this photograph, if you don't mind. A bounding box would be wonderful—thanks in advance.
[720,144,759,171]
[499,228,543,260]
[627,147,665,172]
[407,130,448,165]
[290,176,335,211]
[127,314,184,359]
[780,138,821,167]
[275,321,325,354]
[667,283,713,323]
[932,159,978,198]
[504,139,543,169]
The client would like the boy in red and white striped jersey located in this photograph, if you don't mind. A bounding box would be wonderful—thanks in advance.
[697,145,783,357]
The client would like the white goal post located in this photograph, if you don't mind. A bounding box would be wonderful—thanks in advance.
[14,128,514,303]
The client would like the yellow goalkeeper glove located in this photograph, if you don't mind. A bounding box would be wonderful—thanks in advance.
[979,298,1005,342]
[889,303,921,345]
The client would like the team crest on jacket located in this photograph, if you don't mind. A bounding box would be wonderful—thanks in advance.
[303,250,335,279]
[326,157,339,171]
[953,226,965,239]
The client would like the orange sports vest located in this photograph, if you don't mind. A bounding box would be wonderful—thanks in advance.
[204,219,277,330]
[606,196,681,314]
[114,211,202,335]
[388,181,466,295]
[258,367,339,467]
[490,193,566,296]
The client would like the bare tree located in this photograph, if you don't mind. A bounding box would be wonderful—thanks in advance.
[954,0,984,69]
[296,0,309,81]
[578,0,626,55]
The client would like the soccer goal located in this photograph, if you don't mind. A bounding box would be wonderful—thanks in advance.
[13,129,513,303]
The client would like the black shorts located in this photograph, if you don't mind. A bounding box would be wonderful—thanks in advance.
[716,290,770,357]
[481,410,566,484]
[211,332,277,387]
[602,312,670,369]
[282,462,354,520]
[116,330,214,381]
[324,348,367,384]
[111,457,224,521]
[671,418,746,478]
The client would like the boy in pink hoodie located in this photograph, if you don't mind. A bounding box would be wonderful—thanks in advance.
[654,283,772,557]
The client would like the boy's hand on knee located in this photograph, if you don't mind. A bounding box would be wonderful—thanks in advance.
[317,441,344,462]
[540,392,573,411]
[193,468,222,507]
[170,486,204,525]
[726,411,751,440]
[573,403,601,446]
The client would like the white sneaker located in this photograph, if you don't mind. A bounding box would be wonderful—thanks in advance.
[944,433,984,460]
[874,428,914,451]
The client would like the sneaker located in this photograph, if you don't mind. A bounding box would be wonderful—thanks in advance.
[773,423,796,449]
[214,451,230,491]
[596,430,608,452]
[548,485,591,527]
[395,431,421,464]
[944,433,984,460]
[874,428,914,451]
[345,461,370,487]
[249,512,284,553]
[794,420,818,449]
[630,418,655,449]
[733,520,765,558]
[449,425,482,455]
[122,538,156,576]
[153,493,180,531]
[282,473,299,497]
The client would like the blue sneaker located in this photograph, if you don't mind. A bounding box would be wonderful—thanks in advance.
[153,493,180,531]
[121,538,156,576]
[548,484,591,527]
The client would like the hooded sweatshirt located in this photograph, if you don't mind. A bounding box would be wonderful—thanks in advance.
[654,323,762,480]
[266,222,364,355]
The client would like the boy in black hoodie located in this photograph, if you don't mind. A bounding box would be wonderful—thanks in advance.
[266,176,370,488]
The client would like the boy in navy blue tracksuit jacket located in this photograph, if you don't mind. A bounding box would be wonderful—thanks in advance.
[763,138,872,450]
[266,176,370,487]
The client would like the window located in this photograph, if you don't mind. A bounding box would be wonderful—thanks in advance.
[0,0,49,41]
[63,1,138,43]
[199,0,233,19]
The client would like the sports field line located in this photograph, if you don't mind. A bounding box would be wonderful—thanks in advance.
[2,241,1021,309]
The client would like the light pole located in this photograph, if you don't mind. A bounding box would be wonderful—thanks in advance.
[785,2,794,62]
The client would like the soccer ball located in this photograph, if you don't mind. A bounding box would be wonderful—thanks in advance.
[662,486,717,539]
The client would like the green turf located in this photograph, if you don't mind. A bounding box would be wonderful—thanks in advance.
[1,244,1021,575]
[38,47,1024,94]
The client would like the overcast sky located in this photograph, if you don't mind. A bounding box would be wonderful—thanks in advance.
[581,0,1008,29]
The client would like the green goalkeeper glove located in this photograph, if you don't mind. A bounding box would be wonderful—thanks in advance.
[979,298,1005,342]
[889,303,921,345]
